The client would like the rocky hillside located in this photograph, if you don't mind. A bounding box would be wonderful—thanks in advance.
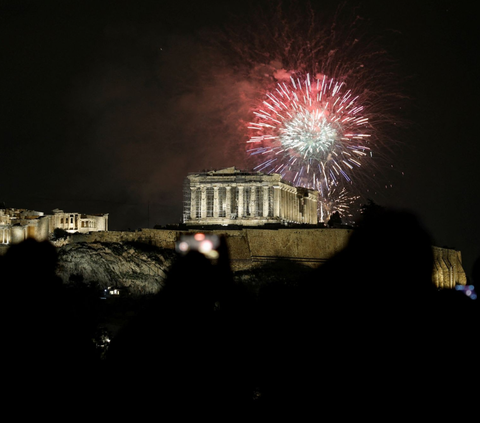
[54,239,314,298]
[56,241,176,296]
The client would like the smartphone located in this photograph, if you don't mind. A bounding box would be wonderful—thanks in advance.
[175,233,220,260]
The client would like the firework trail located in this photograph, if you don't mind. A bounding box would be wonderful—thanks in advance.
[248,72,372,192]
[318,182,360,222]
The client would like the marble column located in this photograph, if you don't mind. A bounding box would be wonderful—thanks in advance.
[293,192,297,222]
[289,189,293,220]
[293,190,297,221]
[291,189,295,221]
[263,186,269,217]
[190,188,197,219]
[287,189,291,220]
[291,190,295,221]
[274,186,281,218]
[278,188,283,218]
[292,190,296,222]
[213,187,219,218]
[238,185,244,218]
[306,197,311,223]
[309,196,313,223]
[201,186,207,218]
[226,186,232,218]
[250,186,256,217]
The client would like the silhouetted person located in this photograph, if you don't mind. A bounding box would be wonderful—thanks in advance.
[105,235,256,414]
[1,239,100,414]
[255,209,441,410]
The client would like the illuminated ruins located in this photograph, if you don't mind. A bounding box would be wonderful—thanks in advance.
[0,208,108,244]
[183,167,318,226]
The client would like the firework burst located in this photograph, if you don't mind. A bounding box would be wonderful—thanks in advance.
[248,72,372,192]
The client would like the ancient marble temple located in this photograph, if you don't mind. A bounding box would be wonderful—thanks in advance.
[183,167,318,226]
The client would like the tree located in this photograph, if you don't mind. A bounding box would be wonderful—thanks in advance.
[51,228,68,240]
[359,199,386,220]
[327,211,343,228]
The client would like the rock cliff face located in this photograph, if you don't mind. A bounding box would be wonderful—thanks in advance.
[54,239,315,299]
[56,242,176,296]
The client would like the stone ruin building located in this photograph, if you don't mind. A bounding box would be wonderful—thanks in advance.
[0,209,48,245]
[0,207,108,245]
[50,209,109,234]
[183,167,318,226]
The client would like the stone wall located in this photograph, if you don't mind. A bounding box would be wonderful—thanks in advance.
[52,227,467,287]
[59,228,352,271]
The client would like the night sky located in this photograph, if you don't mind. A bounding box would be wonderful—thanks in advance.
[1,0,479,279]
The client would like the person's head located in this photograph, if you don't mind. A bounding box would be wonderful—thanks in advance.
[4,238,60,288]
[348,209,435,297]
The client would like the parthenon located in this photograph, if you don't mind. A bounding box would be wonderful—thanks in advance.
[183,167,318,226]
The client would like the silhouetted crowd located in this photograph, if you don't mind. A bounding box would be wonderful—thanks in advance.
[1,209,479,416]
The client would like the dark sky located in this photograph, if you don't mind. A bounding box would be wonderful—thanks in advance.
[1,0,479,279]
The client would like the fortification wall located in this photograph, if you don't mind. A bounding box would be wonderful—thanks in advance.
[62,227,353,271]
[4,227,465,287]
[65,229,179,250]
